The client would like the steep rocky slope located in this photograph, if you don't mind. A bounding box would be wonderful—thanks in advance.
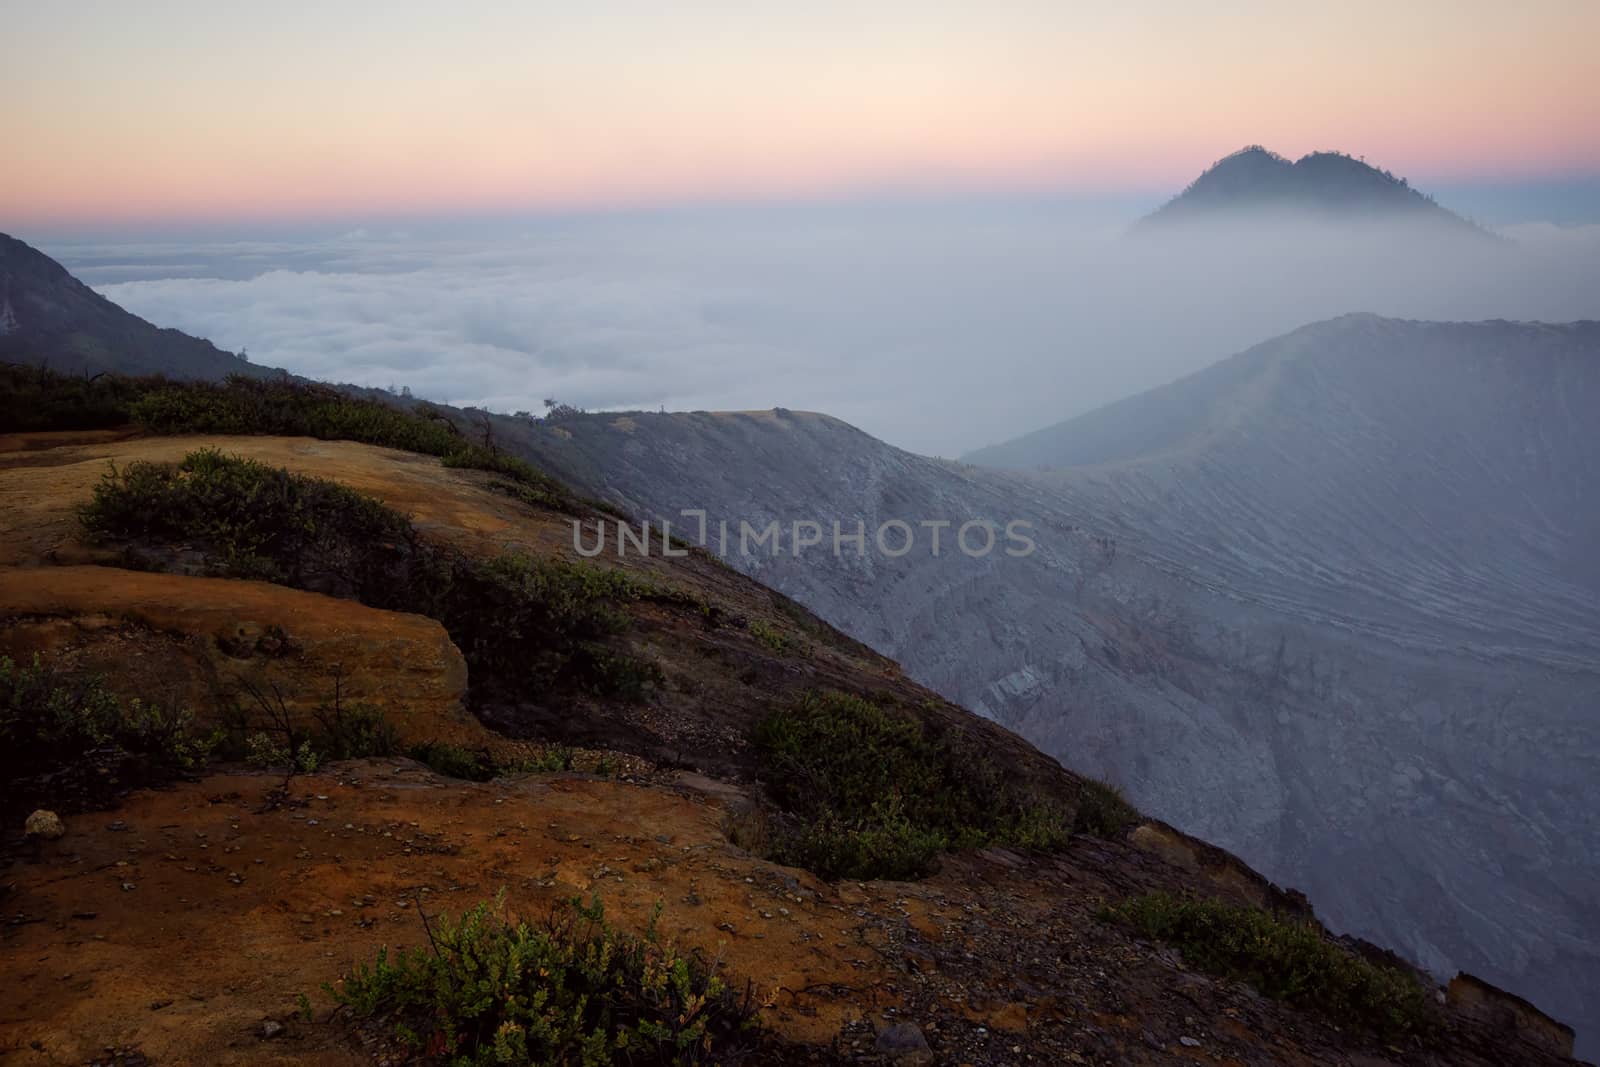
[0,405,1582,1064]
[516,315,1600,1055]
[0,233,272,380]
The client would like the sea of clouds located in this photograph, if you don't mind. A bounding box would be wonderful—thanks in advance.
[46,203,1600,456]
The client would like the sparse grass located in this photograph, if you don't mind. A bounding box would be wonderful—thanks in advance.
[80,449,660,703]
[412,738,617,781]
[329,894,763,1065]
[502,745,577,774]
[0,654,218,817]
[1073,777,1140,837]
[224,670,403,775]
[753,690,1071,879]
[1103,892,1430,1038]
[747,619,788,655]
[409,742,493,781]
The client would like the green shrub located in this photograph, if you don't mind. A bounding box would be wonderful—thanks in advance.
[1,365,578,512]
[80,448,424,595]
[772,797,951,881]
[225,671,402,775]
[1073,777,1139,837]
[501,745,576,774]
[131,376,578,509]
[81,450,660,704]
[748,620,788,655]
[0,655,217,817]
[753,690,1070,879]
[314,701,403,762]
[0,364,154,432]
[330,894,762,1065]
[1104,892,1430,1038]
[410,742,492,781]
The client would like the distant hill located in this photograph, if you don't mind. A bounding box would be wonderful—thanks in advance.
[0,232,275,379]
[1134,146,1491,234]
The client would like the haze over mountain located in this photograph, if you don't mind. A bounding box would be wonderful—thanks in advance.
[1133,146,1492,235]
[517,314,1600,1055]
[5,233,1598,1060]
[0,233,266,380]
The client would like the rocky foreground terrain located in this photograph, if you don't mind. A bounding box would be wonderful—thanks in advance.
[0,385,1583,1065]
[516,315,1600,1055]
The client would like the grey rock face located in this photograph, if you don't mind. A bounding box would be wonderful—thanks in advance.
[523,315,1600,1053]
[875,1022,933,1063]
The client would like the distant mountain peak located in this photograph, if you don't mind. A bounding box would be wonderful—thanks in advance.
[1136,146,1490,234]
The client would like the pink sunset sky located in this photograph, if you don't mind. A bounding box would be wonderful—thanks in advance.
[5,1,1598,226]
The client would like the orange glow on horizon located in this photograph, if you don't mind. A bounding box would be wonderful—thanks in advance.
[4,2,1596,226]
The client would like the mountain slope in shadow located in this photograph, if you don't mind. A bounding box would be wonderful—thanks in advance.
[0,232,274,379]
[520,315,1600,1056]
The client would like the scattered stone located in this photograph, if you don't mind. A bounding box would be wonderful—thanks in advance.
[259,1019,285,1040]
[25,810,65,840]
[1180,1035,1201,1047]
[874,1022,933,1065]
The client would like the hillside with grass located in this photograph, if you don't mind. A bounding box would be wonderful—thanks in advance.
[0,365,1583,1065]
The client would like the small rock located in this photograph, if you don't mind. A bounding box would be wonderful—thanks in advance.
[259,1019,285,1040]
[874,1022,933,1065]
[25,810,65,840]
[1180,1036,1201,1048]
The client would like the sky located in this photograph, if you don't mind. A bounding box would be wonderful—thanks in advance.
[8,2,1600,454]
[5,1,1599,227]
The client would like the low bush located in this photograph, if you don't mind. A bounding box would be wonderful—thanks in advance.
[753,690,1071,879]
[330,894,763,1065]
[226,671,403,775]
[0,655,217,817]
[80,448,424,595]
[0,364,156,432]
[409,742,493,781]
[1,365,579,512]
[81,449,660,704]
[747,619,788,655]
[1103,892,1430,1038]
[1073,776,1140,837]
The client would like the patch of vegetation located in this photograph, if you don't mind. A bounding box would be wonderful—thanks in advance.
[747,619,788,655]
[419,740,585,780]
[81,449,661,704]
[226,670,402,776]
[0,655,217,818]
[501,745,576,774]
[81,447,423,593]
[330,894,763,1065]
[1073,776,1140,837]
[753,690,1070,879]
[465,553,661,699]
[0,364,157,432]
[1,365,580,512]
[1103,892,1430,1038]
[409,742,493,781]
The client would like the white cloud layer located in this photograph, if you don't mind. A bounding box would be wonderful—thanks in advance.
[55,206,1600,456]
